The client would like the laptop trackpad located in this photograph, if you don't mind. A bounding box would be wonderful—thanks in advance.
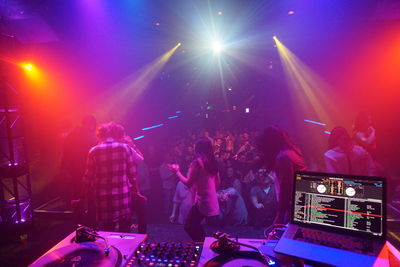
[310,246,343,264]
[310,246,376,267]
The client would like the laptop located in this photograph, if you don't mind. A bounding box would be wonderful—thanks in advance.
[274,171,387,266]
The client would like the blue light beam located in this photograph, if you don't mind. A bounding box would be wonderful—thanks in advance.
[133,135,145,140]
[304,119,326,126]
[141,124,164,131]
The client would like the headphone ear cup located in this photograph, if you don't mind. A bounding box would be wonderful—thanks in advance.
[210,239,240,254]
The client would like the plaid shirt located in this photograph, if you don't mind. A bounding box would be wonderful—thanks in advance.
[84,138,136,223]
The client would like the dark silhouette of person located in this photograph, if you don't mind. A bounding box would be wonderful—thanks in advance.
[61,115,97,201]
[256,126,307,224]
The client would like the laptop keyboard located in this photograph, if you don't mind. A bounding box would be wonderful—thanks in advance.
[294,228,374,255]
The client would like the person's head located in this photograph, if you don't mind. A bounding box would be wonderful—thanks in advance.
[187,145,194,154]
[354,112,372,132]
[164,152,175,163]
[195,137,213,156]
[254,168,271,189]
[97,123,110,141]
[109,122,125,140]
[226,137,233,145]
[256,126,286,155]
[238,152,246,162]
[328,126,352,150]
[194,137,218,175]
[81,115,97,132]
[256,125,300,169]
[215,138,223,146]
[96,122,125,142]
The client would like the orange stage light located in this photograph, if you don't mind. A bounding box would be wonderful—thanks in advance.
[23,64,34,71]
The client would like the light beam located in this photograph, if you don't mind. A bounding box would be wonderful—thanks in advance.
[98,43,181,120]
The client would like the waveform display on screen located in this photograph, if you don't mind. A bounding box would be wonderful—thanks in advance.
[293,174,383,236]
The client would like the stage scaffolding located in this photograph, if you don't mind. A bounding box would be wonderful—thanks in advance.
[0,34,33,234]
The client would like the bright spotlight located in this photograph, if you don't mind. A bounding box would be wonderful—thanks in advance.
[273,36,277,40]
[212,41,223,53]
[23,63,34,71]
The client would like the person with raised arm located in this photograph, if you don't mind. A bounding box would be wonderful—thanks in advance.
[168,138,220,242]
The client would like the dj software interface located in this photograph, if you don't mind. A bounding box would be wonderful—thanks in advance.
[293,174,384,236]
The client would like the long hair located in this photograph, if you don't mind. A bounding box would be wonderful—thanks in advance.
[353,112,371,133]
[194,137,218,175]
[256,126,302,170]
[329,126,352,152]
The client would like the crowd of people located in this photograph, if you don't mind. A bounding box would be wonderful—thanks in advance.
[60,112,386,240]
[145,126,307,231]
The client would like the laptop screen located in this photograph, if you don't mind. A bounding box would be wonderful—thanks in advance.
[292,171,385,237]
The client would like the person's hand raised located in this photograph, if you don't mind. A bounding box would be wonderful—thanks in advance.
[167,163,180,173]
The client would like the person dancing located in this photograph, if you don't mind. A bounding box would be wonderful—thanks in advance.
[168,138,220,242]
[353,112,377,156]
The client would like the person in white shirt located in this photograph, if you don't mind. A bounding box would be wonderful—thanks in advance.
[324,126,375,176]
